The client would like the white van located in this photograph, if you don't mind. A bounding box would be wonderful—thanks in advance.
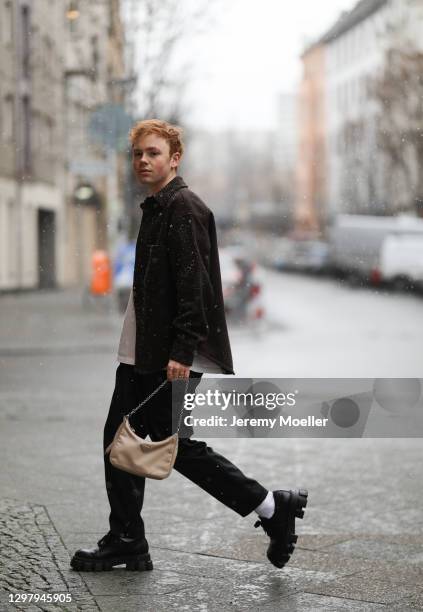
[328,215,423,286]
[380,233,423,291]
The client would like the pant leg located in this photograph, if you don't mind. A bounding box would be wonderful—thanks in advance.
[103,365,194,538]
[143,370,268,517]
[174,439,267,516]
[103,363,148,539]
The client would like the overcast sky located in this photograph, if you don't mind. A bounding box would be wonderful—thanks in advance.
[183,0,356,131]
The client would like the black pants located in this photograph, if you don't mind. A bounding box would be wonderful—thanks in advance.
[103,363,267,539]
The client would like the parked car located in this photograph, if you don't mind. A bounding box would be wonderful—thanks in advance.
[289,240,330,273]
[380,233,423,291]
[113,241,136,313]
[262,237,293,270]
[261,237,329,275]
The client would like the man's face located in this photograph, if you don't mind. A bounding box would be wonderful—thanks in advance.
[132,133,180,193]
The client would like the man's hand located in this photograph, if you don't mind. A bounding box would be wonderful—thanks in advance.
[167,359,191,381]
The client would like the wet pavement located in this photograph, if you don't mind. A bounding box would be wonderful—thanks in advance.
[1,276,422,611]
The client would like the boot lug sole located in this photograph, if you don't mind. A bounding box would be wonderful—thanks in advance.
[70,552,153,572]
[268,488,308,569]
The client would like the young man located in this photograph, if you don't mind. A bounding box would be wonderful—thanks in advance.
[71,120,308,572]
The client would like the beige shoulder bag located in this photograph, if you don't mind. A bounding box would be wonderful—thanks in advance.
[104,378,189,480]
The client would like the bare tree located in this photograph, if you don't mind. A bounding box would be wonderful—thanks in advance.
[121,0,221,237]
[340,118,378,214]
[369,47,423,216]
[124,0,219,123]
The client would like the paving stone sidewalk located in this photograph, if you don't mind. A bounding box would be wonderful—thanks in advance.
[2,495,423,611]
[0,499,98,612]
[1,289,422,611]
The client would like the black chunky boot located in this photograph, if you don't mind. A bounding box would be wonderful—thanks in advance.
[254,489,308,568]
[70,532,153,572]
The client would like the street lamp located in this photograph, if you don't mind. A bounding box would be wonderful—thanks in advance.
[66,1,79,21]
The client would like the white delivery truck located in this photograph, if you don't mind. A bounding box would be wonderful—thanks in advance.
[328,215,423,286]
[380,233,423,291]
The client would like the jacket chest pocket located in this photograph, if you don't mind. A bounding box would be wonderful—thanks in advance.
[143,244,168,286]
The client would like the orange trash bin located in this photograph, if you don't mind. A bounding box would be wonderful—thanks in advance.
[90,250,112,295]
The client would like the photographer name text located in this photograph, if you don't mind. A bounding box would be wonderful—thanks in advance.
[184,415,328,428]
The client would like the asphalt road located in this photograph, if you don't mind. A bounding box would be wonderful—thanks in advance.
[1,272,422,611]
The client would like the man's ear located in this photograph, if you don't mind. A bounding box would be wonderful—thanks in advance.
[171,152,181,169]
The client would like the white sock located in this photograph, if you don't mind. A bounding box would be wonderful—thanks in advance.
[254,491,275,519]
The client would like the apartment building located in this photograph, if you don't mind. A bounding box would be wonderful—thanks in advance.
[64,0,126,286]
[296,0,423,232]
[296,43,326,234]
[0,0,65,290]
[0,0,126,291]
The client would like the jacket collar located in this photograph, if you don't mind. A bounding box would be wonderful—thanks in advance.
[140,175,187,211]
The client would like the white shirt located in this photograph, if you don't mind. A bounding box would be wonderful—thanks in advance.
[117,287,223,374]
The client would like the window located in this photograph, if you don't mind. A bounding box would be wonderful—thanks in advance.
[21,4,31,78]
[91,35,99,80]
[66,0,80,35]
[43,36,53,82]
[23,96,31,172]
[40,116,53,150]
[1,95,14,142]
[1,1,13,45]
[8,198,18,281]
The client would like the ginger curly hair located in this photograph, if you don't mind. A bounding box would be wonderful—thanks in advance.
[129,119,184,157]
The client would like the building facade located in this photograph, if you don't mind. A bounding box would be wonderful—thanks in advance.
[0,0,66,290]
[324,0,391,220]
[296,0,423,232]
[0,0,126,291]
[295,44,326,234]
[64,0,126,286]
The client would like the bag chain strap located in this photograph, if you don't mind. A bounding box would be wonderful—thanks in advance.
[126,377,190,434]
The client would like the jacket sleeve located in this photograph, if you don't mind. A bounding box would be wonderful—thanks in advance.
[167,211,214,366]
